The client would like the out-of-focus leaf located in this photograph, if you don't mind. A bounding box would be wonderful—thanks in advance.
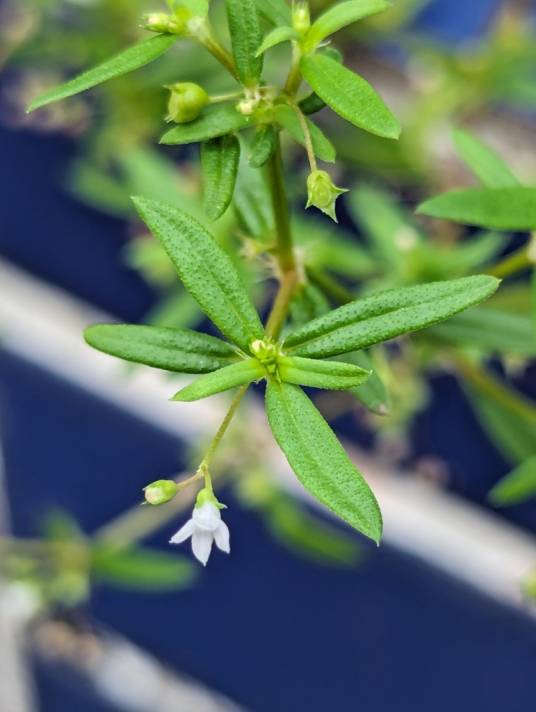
[253,0,291,26]
[172,358,264,400]
[249,124,277,167]
[256,26,298,56]
[343,349,390,415]
[452,129,521,189]
[201,134,241,221]
[144,289,201,329]
[92,546,194,591]
[489,456,536,506]
[161,105,252,145]
[290,283,330,328]
[417,187,536,230]
[226,0,263,86]
[28,35,177,111]
[274,104,336,163]
[234,156,274,239]
[68,160,131,217]
[304,0,391,51]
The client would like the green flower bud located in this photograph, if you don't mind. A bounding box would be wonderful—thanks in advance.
[166,82,209,124]
[292,2,311,35]
[250,339,279,374]
[306,170,348,222]
[144,479,179,505]
[142,12,173,33]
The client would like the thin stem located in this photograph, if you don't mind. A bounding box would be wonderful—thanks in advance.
[284,42,302,96]
[266,134,295,273]
[209,91,243,104]
[487,245,532,278]
[192,19,239,82]
[199,385,249,471]
[291,100,317,172]
[265,269,299,339]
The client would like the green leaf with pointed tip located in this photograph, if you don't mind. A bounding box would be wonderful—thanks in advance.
[133,198,265,351]
[299,48,343,115]
[274,104,336,163]
[160,104,251,145]
[278,355,370,390]
[301,54,400,140]
[256,26,298,56]
[92,546,194,591]
[28,35,177,112]
[249,124,277,167]
[84,324,238,373]
[488,456,536,506]
[417,187,536,230]
[201,134,241,221]
[343,350,390,415]
[304,0,391,51]
[452,130,521,189]
[254,0,291,25]
[226,0,263,86]
[265,380,382,542]
[172,358,264,400]
[284,276,499,358]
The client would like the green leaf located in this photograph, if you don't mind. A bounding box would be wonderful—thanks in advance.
[28,35,177,112]
[172,358,264,400]
[488,456,536,506]
[284,276,499,358]
[201,134,241,221]
[226,0,263,86]
[417,187,536,230]
[304,0,391,51]
[253,0,292,26]
[265,380,382,542]
[428,307,536,356]
[233,156,274,238]
[249,124,277,167]
[299,48,343,115]
[85,324,238,372]
[92,546,194,591]
[278,355,370,390]
[160,104,251,145]
[256,26,298,56]
[342,349,390,415]
[132,198,265,351]
[300,54,400,140]
[452,130,521,189]
[274,104,336,163]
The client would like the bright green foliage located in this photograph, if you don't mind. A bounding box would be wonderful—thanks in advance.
[489,457,536,506]
[256,26,299,56]
[278,355,370,390]
[265,380,382,543]
[92,546,195,591]
[452,130,521,189]
[226,0,264,86]
[249,125,278,167]
[172,359,265,401]
[161,104,252,145]
[133,198,264,351]
[28,35,177,112]
[284,276,499,358]
[417,187,536,230]
[301,54,401,139]
[84,324,239,372]
[304,0,392,51]
[201,135,241,221]
[274,104,336,162]
[254,0,292,25]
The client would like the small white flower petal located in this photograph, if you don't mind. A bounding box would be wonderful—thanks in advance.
[193,502,221,532]
[191,529,214,566]
[213,521,230,554]
[169,518,195,544]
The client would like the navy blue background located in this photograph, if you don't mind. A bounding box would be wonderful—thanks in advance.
[2,0,536,709]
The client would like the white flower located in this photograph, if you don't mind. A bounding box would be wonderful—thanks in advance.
[169,501,230,566]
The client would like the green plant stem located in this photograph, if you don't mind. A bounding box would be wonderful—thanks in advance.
[284,42,302,95]
[265,269,299,339]
[487,245,533,278]
[291,100,317,172]
[266,134,295,274]
[200,384,249,471]
[194,22,239,81]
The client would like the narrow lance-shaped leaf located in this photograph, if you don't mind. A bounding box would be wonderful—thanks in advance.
[172,358,264,401]
[278,355,370,390]
[28,35,177,112]
[249,124,277,167]
[452,130,521,189]
[161,104,251,145]
[488,456,536,506]
[299,47,343,115]
[84,324,237,373]
[304,0,392,51]
[300,54,401,140]
[266,380,382,543]
[417,187,536,230]
[256,26,298,56]
[284,275,499,358]
[201,135,241,221]
[133,198,265,352]
[274,104,336,163]
[253,0,292,26]
[226,0,263,86]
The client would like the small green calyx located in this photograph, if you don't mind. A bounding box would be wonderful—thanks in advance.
[144,479,179,505]
[250,339,282,375]
[196,486,226,510]
[292,2,311,35]
[142,11,187,35]
[166,82,209,123]
[306,170,348,222]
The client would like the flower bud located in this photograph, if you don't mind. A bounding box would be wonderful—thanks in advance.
[292,2,311,35]
[166,82,209,124]
[306,170,348,222]
[144,479,178,505]
[142,12,173,33]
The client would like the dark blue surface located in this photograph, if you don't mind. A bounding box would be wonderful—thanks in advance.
[415,0,503,43]
[1,349,536,712]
